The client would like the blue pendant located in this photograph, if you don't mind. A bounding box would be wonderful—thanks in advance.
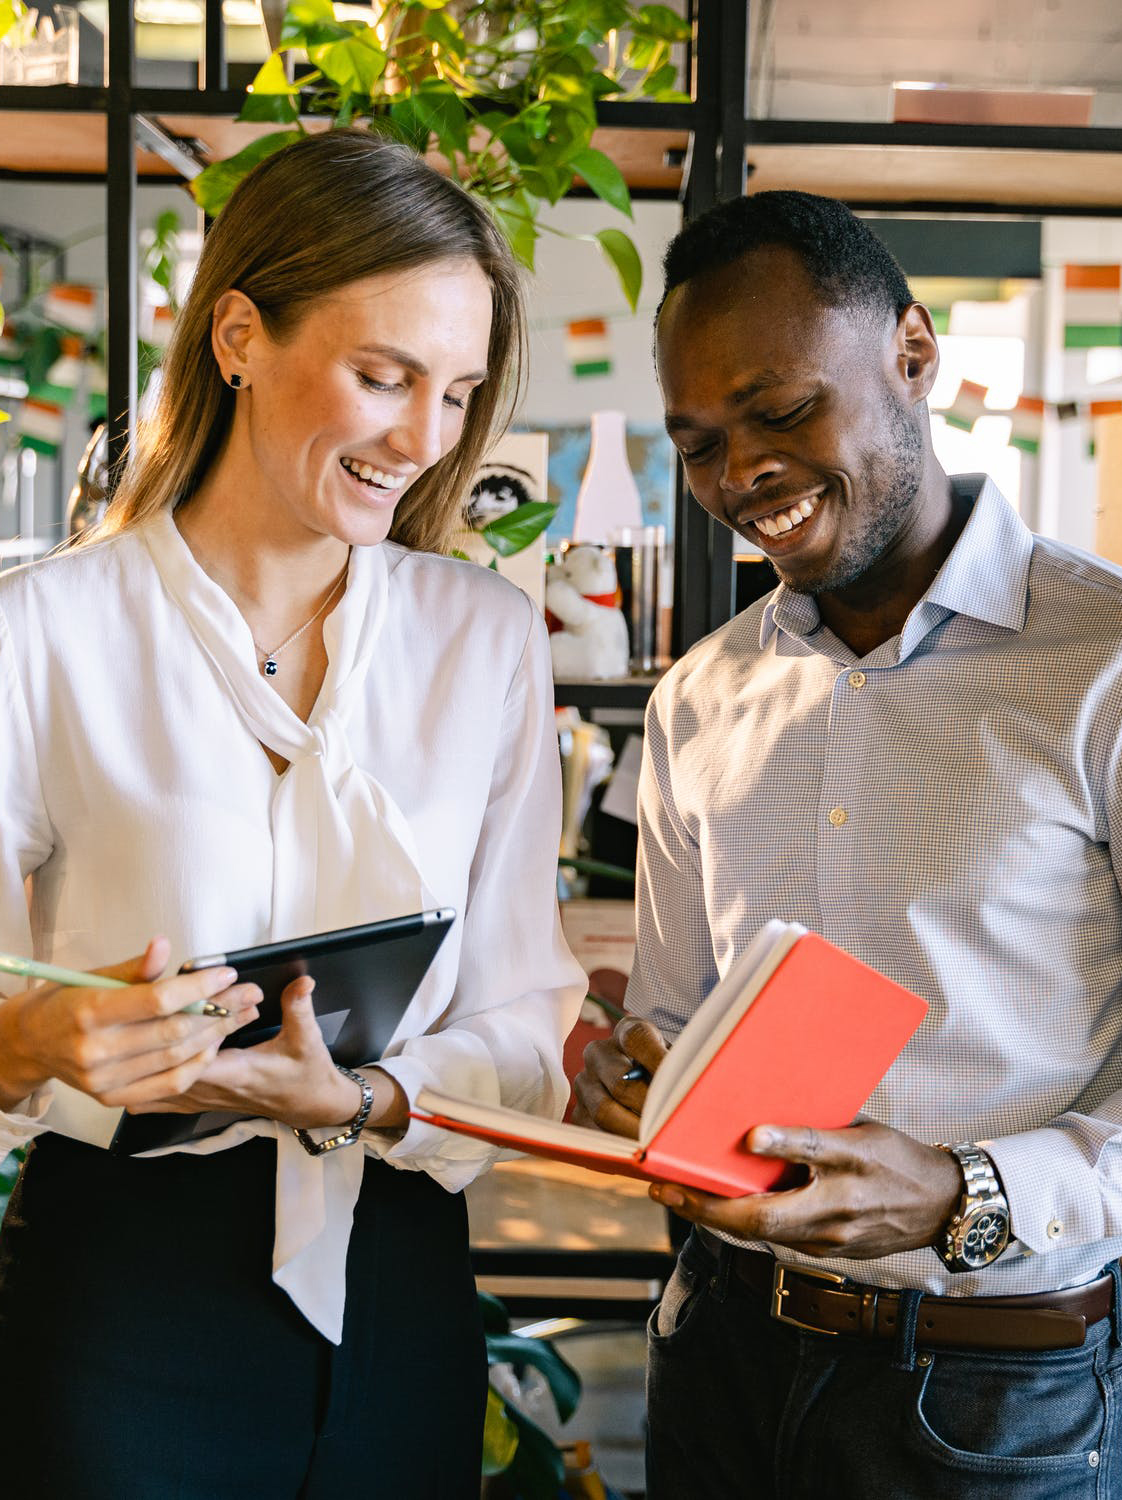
[263,658,278,677]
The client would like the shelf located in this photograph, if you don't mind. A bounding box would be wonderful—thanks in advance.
[0,88,689,194]
[741,122,1122,215]
[554,674,664,712]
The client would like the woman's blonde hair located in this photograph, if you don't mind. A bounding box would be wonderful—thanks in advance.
[101,130,525,555]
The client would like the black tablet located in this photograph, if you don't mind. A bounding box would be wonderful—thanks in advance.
[109,907,455,1156]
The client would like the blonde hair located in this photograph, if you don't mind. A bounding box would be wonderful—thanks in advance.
[100,130,525,555]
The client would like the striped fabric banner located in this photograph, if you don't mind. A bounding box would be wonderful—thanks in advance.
[1008,395,1045,455]
[1063,266,1122,349]
[565,317,612,378]
[17,396,64,456]
[942,379,989,432]
[43,284,99,336]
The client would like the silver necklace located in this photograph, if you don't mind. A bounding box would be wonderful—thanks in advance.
[252,567,348,678]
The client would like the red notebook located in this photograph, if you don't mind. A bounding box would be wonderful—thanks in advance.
[413,921,928,1197]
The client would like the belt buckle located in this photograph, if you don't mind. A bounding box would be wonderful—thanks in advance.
[771,1262,847,1334]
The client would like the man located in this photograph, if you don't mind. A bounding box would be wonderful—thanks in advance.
[574,191,1122,1498]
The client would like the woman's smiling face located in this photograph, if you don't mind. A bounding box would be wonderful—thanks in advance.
[226,257,494,547]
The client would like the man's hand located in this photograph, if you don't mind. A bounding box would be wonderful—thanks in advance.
[650,1121,963,1260]
[571,1016,668,1139]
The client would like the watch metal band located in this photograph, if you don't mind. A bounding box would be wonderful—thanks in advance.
[293,1065,375,1157]
[935,1140,1011,1272]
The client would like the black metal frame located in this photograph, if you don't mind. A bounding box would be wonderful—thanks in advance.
[4,0,1122,1291]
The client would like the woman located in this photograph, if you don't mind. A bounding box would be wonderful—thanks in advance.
[0,130,585,1498]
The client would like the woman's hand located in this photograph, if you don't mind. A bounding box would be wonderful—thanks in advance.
[571,1016,668,1140]
[0,937,261,1113]
[127,976,409,1133]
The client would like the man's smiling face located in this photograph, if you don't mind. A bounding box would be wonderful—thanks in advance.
[656,245,927,597]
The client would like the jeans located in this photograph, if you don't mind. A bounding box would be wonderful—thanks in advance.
[646,1229,1122,1500]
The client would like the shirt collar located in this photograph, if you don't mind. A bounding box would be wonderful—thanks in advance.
[760,475,1032,656]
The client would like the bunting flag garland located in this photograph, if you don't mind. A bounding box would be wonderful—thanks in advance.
[564,317,612,378]
[148,304,175,350]
[1063,266,1122,349]
[17,396,65,457]
[39,334,85,407]
[0,322,21,371]
[1089,399,1122,458]
[1008,395,1045,455]
[42,284,99,336]
[942,379,990,431]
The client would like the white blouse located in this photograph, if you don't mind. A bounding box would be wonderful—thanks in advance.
[0,509,585,1342]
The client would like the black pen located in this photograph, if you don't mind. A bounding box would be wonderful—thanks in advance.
[621,1062,651,1084]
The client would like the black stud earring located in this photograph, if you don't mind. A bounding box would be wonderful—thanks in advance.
[229,373,244,389]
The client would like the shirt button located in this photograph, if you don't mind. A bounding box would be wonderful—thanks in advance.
[848,671,866,689]
[828,807,848,827]
[1047,1219,1064,1239]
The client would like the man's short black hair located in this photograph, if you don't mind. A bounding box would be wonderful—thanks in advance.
[661,190,913,324]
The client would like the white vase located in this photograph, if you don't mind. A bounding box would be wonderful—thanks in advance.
[571,409,644,543]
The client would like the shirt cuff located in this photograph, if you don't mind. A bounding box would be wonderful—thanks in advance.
[983,1127,1105,1257]
[359,1055,507,1192]
[0,1084,54,1154]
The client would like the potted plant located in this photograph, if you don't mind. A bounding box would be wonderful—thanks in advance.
[191,0,691,311]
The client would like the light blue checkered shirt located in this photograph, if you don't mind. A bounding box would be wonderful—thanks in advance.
[628,475,1122,1297]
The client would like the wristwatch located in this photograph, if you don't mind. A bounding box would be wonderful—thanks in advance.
[293,1065,375,1157]
[934,1142,1011,1272]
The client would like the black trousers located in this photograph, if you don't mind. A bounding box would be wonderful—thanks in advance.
[0,1134,486,1499]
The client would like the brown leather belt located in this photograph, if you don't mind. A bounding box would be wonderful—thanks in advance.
[696,1229,1113,1352]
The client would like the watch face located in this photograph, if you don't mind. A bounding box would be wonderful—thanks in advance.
[957,1207,1011,1269]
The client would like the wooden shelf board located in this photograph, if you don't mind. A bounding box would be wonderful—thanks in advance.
[744,142,1122,211]
[0,109,688,193]
[0,110,175,177]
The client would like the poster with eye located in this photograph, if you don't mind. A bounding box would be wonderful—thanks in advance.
[461,431,549,610]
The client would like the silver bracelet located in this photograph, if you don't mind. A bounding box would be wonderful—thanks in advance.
[292,1065,375,1157]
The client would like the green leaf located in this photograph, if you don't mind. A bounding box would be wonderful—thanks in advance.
[481,1387,519,1476]
[279,0,334,43]
[504,1406,566,1497]
[481,499,557,556]
[641,60,678,97]
[311,33,386,94]
[570,145,632,217]
[413,0,448,9]
[0,0,25,44]
[388,96,431,152]
[238,90,301,124]
[519,163,572,205]
[478,1290,511,1335]
[595,227,642,311]
[623,33,664,71]
[485,1334,581,1422]
[154,209,180,238]
[636,3,692,40]
[422,8,465,56]
[190,130,305,216]
[413,79,470,154]
[246,49,300,95]
[491,204,537,269]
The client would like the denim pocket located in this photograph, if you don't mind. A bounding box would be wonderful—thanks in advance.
[908,1340,1109,1488]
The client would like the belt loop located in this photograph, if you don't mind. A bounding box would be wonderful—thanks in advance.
[710,1239,733,1303]
[1106,1260,1122,1347]
[891,1289,924,1373]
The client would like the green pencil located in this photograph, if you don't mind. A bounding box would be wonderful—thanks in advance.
[0,953,229,1018]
